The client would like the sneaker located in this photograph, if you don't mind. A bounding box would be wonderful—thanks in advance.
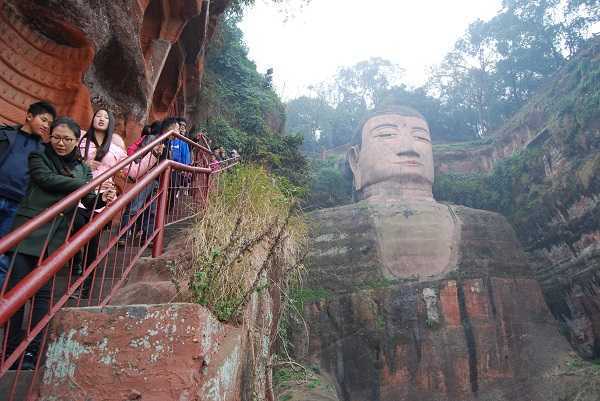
[118,231,134,247]
[9,352,36,370]
[69,282,91,301]
[21,352,36,370]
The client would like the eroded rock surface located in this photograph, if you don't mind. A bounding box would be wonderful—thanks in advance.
[0,0,230,139]
[433,37,600,359]
[291,202,588,401]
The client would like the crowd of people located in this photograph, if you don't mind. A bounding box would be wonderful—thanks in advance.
[0,100,238,370]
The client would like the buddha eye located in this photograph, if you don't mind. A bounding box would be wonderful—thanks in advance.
[376,132,396,138]
[414,136,430,143]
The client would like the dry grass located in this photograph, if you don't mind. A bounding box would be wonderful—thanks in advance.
[171,164,307,322]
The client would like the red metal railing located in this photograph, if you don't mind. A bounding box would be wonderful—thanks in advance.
[0,130,239,400]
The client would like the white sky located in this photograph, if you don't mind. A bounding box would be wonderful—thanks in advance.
[239,0,503,100]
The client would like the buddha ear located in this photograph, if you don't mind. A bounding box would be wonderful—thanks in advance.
[347,145,362,191]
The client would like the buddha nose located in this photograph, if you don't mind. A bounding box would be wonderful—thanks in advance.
[394,133,418,156]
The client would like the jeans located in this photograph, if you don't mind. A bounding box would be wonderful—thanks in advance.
[6,253,51,358]
[0,196,19,286]
[121,180,158,238]
[72,208,101,296]
[0,196,19,238]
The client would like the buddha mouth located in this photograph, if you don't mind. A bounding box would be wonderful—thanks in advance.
[394,160,423,167]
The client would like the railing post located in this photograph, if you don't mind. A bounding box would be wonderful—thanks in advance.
[153,165,171,257]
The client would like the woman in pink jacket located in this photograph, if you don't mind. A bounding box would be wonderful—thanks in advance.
[74,109,123,297]
[79,109,127,180]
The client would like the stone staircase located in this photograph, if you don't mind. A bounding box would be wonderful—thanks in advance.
[1,221,279,401]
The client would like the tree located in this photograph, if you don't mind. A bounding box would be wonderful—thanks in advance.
[199,14,309,194]
[285,96,335,153]
[427,0,598,136]
[429,19,500,137]
[330,58,404,108]
[562,0,600,57]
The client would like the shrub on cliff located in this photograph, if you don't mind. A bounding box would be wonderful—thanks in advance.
[172,165,307,322]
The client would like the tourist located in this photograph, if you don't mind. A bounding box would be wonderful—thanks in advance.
[5,117,114,370]
[187,125,201,142]
[111,132,127,151]
[177,117,188,138]
[167,118,191,210]
[80,109,127,181]
[209,153,220,171]
[75,109,125,294]
[0,101,56,237]
[127,121,160,156]
[0,101,56,286]
[214,146,224,161]
[119,134,165,244]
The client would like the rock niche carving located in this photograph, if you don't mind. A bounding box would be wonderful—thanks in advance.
[0,0,229,140]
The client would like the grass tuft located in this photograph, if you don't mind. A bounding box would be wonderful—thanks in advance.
[172,164,307,322]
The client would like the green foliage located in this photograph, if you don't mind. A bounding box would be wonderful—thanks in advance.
[273,364,329,398]
[303,156,353,210]
[199,15,309,196]
[273,367,307,385]
[285,96,336,153]
[286,3,598,155]
[181,165,307,322]
[428,0,597,137]
[290,287,331,311]
[285,58,398,150]
[434,148,547,216]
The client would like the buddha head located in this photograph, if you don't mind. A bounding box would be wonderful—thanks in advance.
[348,106,434,200]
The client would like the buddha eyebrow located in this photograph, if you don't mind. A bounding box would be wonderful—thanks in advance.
[412,126,429,132]
[372,124,398,131]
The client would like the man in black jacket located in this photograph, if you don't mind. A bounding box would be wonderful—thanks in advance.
[0,101,56,237]
[0,101,55,287]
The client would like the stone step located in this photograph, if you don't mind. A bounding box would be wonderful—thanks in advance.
[0,371,37,401]
[38,303,243,401]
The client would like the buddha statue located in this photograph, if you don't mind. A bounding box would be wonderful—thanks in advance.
[294,106,580,401]
[347,106,459,281]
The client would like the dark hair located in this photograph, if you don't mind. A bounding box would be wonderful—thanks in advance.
[141,124,151,138]
[82,109,115,161]
[161,117,179,134]
[176,117,187,125]
[149,121,162,137]
[51,116,81,138]
[28,101,57,120]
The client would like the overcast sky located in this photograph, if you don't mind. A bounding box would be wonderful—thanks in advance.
[239,0,503,100]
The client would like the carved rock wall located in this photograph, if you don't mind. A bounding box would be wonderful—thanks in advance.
[432,37,600,359]
[0,0,230,141]
[291,203,591,400]
[0,3,93,126]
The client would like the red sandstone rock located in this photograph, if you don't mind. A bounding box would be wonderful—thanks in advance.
[0,0,230,141]
[293,202,591,401]
[39,303,240,400]
[39,226,283,400]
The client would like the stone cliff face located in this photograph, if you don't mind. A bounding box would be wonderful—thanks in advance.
[38,232,283,401]
[432,37,600,359]
[0,0,230,140]
[291,202,591,401]
[434,36,600,176]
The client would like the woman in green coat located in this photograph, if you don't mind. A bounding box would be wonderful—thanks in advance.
[5,116,114,370]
